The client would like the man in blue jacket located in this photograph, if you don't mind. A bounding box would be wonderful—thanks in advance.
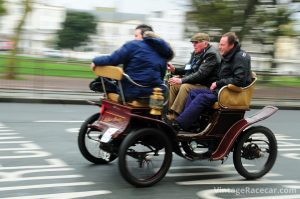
[90,24,174,100]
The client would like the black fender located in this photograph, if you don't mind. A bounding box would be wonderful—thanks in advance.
[128,113,182,154]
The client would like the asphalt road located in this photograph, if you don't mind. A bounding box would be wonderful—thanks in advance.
[0,103,300,199]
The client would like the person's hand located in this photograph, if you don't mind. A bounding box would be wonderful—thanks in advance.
[167,63,175,73]
[168,77,182,85]
[90,62,96,70]
[210,82,217,90]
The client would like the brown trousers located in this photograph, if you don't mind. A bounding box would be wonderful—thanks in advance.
[168,83,206,114]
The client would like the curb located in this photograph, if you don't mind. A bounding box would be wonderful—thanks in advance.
[0,97,94,105]
[1,96,300,110]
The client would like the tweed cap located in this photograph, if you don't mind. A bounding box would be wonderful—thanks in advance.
[190,33,210,42]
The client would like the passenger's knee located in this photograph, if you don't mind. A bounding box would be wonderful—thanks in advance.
[180,83,193,91]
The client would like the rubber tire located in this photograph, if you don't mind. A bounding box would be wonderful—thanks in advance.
[78,113,117,164]
[233,126,277,179]
[118,128,173,187]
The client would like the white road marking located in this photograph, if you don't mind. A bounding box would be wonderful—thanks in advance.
[0,133,18,135]
[0,141,32,144]
[0,159,67,170]
[0,168,74,179]
[279,148,300,151]
[0,150,51,159]
[0,123,113,198]
[0,175,82,182]
[281,153,300,160]
[0,129,15,132]
[284,185,300,189]
[66,128,80,133]
[0,143,41,151]
[0,182,94,191]
[0,137,24,140]
[0,190,111,199]
[178,179,299,186]
[167,171,281,178]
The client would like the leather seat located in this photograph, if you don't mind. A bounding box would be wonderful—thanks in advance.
[93,66,151,107]
[212,72,257,110]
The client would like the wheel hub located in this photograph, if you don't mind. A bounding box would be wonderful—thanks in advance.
[242,143,262,160]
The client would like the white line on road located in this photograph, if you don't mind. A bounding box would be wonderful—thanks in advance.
[0,175,83,182]
[0,143,41,151]
[0,182,94,191]
[0,137,24,140]
[279,148,300,151]
[177,179,299,186]
[65,128,80,133]
[0,141,32,144]
[0,159,67,170]
[281,153,300,160]
[284,185,300,189]
[167,171,281,178]
[0,190,111,199]
[0,133,18,136]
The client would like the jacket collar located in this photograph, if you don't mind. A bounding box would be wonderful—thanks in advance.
[223,44,241,62]
[194,44,211,59]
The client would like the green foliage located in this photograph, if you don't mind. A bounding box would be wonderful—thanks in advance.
[186,0,295,42]
[0,0,6,16]
[0,55,94,78]
[57,11,97,50]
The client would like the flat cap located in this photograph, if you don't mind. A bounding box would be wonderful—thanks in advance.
[190,33,210,42]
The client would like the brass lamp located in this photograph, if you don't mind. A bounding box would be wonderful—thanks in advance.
[149,87,164,115]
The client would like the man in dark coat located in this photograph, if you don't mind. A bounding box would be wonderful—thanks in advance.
[90,25,174,100]
[167,33,221,118]
[173,32,252,131]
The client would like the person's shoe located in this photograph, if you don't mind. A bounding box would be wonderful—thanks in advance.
[166,112,177,120]
[89,80,103,92]
[171,121,183,132]
[165,119,184,133]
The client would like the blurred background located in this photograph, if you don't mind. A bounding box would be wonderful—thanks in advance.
[0,0,299,101]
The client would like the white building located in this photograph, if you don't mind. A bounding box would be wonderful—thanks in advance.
[0,0,190,62]
[0,0,66,53]
[88,10,146,54]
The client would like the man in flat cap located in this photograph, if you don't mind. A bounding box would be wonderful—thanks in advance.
[167,33,221,120]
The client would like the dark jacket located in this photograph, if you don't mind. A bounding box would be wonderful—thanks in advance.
[172,44,221,87]
[92,37,174,99]
[216,44,252,91]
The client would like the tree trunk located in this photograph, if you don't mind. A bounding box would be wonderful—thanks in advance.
[5,0,33,79]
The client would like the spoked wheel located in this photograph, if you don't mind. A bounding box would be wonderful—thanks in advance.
[118,128,173,187]
[78,113,117,164]
[233,126,277,179]
[181,141,211,159]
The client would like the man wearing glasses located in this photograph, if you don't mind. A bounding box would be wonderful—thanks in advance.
[167,33,221,120]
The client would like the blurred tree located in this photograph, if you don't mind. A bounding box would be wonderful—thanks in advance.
[0,0,6,16]
[186,0,294,41]
[6,0,33,79]
[56,11,97,50]
[186,0,296,69]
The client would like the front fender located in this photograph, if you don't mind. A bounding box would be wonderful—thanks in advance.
[129,113,176,137]
[128,114,181,153]
[211,106,278,160]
